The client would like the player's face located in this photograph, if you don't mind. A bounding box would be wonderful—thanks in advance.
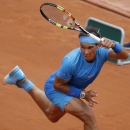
[80,43,97,61]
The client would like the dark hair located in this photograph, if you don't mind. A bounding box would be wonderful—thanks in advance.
[78,26,101,38]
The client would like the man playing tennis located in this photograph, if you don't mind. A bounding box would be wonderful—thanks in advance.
[3,26,129,130]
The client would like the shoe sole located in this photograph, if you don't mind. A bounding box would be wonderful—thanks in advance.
[3,65,20,85]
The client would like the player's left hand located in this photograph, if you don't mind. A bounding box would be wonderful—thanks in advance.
[99,37,115,49]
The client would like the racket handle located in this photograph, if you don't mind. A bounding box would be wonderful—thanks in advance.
[89,33,104,43]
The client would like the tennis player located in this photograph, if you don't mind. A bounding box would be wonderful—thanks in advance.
[3,26,129,130]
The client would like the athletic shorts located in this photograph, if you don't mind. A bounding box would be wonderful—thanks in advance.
[44,73,73,111]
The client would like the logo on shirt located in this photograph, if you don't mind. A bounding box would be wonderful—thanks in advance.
[62,72,66,76]
[12,77,16,80]
[87,75,94,79]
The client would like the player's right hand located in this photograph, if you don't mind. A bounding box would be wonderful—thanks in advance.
[84,90,99,107]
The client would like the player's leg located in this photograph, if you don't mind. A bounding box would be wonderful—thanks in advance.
[64,98,98,130]
[3,65,98,129]
[44,82,98,130]
[3,66,65,122]
[28,86,66,122]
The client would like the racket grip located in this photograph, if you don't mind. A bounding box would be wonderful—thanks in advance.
[89,33,104,43]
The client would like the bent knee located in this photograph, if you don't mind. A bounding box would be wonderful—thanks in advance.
[82,111,95,120]
[47,116,59,123]
[73,108,95,122]
[79,110,97,125]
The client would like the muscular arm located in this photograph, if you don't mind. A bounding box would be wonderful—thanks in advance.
[53,75,71,94]
[108,48,129,59]
[54,76,99,107]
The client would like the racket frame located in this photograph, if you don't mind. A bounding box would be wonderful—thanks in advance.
[40,2,101,42]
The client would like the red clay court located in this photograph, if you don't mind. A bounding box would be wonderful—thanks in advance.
[0,0,130,130]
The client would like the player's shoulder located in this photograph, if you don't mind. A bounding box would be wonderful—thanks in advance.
[63,48,81,63]
[65,48,81,58]
[69,48,80,54]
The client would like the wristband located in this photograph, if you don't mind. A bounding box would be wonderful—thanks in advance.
[112,42,122,53]
[68,86,82,97]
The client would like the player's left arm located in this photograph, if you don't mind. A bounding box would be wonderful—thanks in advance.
[99,38,129,59]
[108,48,129,59]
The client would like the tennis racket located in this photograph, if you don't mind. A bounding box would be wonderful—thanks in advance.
[40,2,102,43]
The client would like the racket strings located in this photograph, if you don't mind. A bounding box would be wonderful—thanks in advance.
[41,5,76,28]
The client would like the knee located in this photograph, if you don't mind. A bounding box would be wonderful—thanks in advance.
[47,116,59,123]
[81,110,98,129]
[46,112,60,123]
[79,108,95,123]
[82,110,94,119]
[82,112,94,121]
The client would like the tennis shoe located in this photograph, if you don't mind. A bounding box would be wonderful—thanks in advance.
[3,65,26,85]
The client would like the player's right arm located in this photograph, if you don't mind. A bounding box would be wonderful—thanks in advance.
[54,76,99,107]
[53,75,70,94]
